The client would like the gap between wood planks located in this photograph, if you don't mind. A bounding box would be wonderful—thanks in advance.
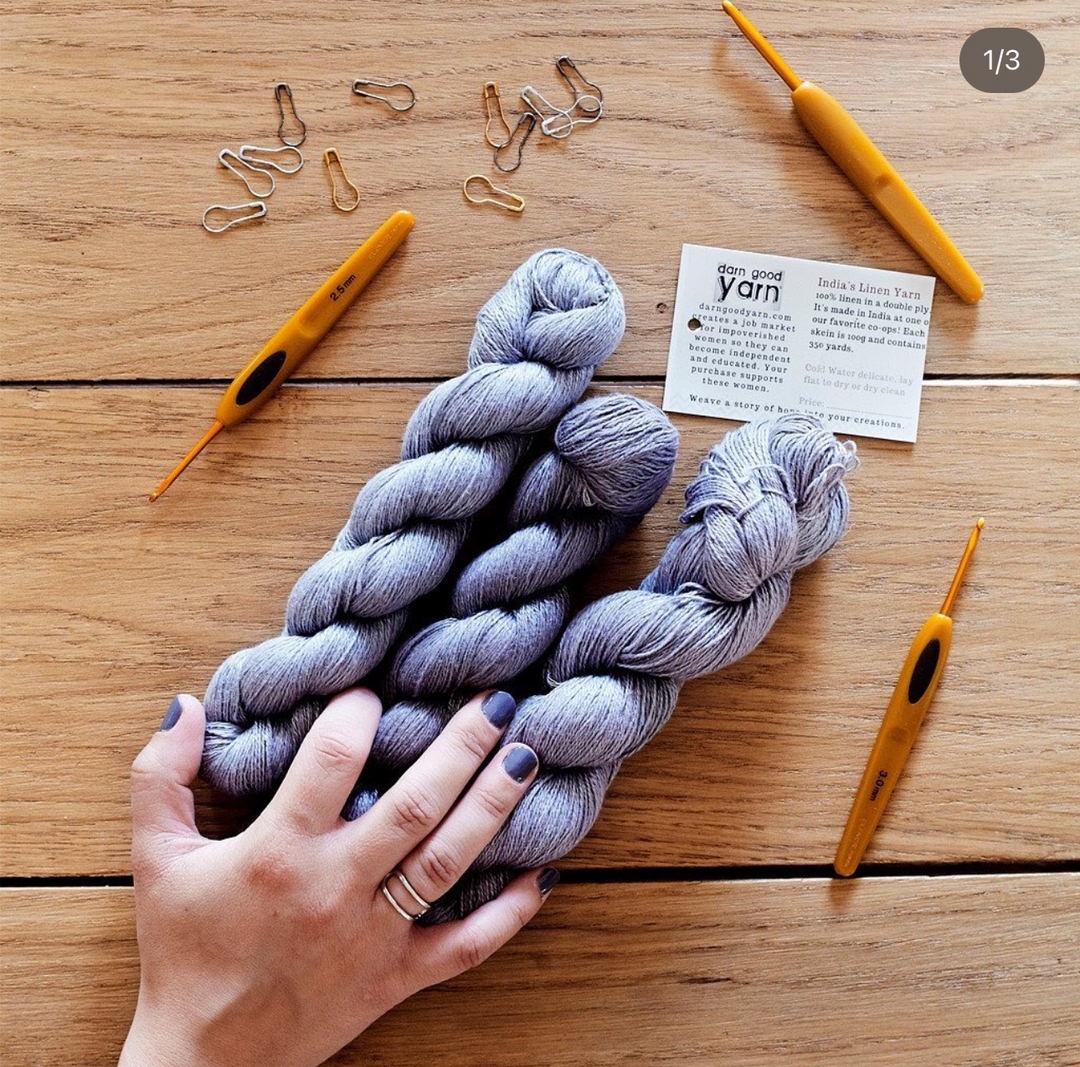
[4,859,1079,890]
[0,375,1078,389]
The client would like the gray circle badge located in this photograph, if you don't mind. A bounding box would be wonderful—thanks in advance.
[960,28,1045,93]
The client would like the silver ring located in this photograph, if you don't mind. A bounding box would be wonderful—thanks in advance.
[381,869,431,921]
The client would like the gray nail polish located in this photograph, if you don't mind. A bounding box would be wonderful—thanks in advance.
[160,696,183,731]
[482,690,517,728]
[538,867,560,895]
[502,745,537,783]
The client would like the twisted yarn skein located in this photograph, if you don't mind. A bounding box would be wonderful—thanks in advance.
[201,248,626,796]
[348,392,679,799]
[424,413,858,922]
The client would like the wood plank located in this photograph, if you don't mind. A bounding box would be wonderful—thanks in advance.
[2,383,1077,876]
[1,876,1077,1066]
[1,0,1076,382]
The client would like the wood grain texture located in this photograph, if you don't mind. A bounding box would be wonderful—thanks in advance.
[2,876,1077,1067]
[2,382,1077,877]
[1,0,1077,382]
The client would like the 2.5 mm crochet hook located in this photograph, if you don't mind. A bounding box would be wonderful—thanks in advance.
[149,210,415,502]
[834,518,985,877]
[721,2,984,304]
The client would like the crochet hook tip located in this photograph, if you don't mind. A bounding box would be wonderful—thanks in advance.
[721,0,804,91]
[147,420,224,504]
[939,517,985,617]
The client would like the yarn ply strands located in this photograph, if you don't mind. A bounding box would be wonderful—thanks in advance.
[350,393,679,794]
[426,413,858,921]
[201,248,626,796]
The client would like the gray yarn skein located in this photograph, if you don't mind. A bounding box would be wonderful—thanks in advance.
[200,248,626,796]
[346,393,679,797]
[424,413,858,922]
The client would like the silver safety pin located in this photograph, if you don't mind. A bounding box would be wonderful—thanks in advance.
[352,78,417,112]
[201,200,268,234]
[520,85,602,140]
[238,144,304,174]
[218,149,276,198]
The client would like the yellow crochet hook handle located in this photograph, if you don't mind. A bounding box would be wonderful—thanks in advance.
[834,519,985,877]
[149,210,415,502]
[721,2,984,304]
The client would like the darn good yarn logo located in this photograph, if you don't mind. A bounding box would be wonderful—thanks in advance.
[715,261,785,310]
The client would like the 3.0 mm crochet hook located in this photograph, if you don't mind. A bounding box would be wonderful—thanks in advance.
[834,518,985,877]
[721,2,984,304]
[149,210,415,502]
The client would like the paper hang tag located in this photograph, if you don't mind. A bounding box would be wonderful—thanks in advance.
[662,244,936,443]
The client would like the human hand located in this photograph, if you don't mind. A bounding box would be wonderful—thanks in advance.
[119,688,556,1067]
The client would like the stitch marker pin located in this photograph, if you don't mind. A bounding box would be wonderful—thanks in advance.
[324,148,361,212]
[274,82,307,147]
[482,82,514,149]
[149,211,415,502]
[463,174,524,214]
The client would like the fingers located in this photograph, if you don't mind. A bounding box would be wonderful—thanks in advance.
[263,688,382,835]
[130,694,207,856]
[349,690,518,869]
[415,868,559,984]
[391,743,539,909]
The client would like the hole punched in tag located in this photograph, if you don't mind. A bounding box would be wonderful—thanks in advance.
[352,78,417,112]
[463,174,525,213]
[239,144,304,174]
[274,82,307,147]
[202,200,268,234]
[324,148,360,212]
[482,81,514,148]
[218,149,276,198]
[493,112,536,173]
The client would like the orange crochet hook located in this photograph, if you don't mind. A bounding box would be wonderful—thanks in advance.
[721,2,984,304]
[149,210,415,502]
[834,519,985,877]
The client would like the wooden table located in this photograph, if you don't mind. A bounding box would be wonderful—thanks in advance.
[2,1,1077,1063]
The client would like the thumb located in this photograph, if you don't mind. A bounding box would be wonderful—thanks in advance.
[130,694,207,864]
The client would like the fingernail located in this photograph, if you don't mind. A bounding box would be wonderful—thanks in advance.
[502,745,538,783]
[160,696,183,731]
[482,690,517,728]
[537,867,560,895]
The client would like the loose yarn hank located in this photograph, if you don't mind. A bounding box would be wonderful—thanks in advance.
[424,413,858,922]
[349,392,679,799]
[201,248,627,795]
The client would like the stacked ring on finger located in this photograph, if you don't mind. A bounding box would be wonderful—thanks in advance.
[381,869,432,921]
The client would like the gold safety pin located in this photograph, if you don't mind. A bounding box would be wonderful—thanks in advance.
[324,148,360,212]
[482,82,514,149]
[462,174,524,214]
